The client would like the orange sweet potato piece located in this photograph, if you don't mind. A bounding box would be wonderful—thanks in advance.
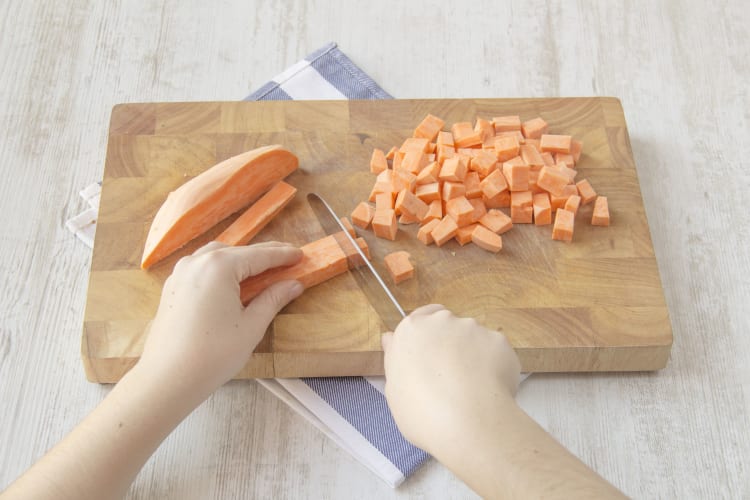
[552,209,575,242]
[591,196,610,226]
[372,209,398,240]
[532,193,552,226]
[510,191,533,224]
[416,161,441,185]
[340,217,356,237]
[479,209,513,234]
[351,202,376,229]
[401,151,428,174]
[550,185,578,211]
[442,181,467,201]
[399,212,420,225]
[395,189,430,221]
[539,134,572,154]
[415,182,441,203]
[446,196,475,227]
[375,192,394,211]
[537,166,570,196]
[142,145,298,269]
[467,197,487,223]
[471,224,503,253]
[417,218,441,245]
[216,181,297,246]
[370,148,388,174]
[492,115,521,133]
[384,251,415,284]
[502,157,530,192]
[474,118,495,146]
[436,131,455,147]
[521,117,548,139]
[451,122,482,148]
[464,172,483,199]
[393,169,417,192]
[240,233,368,304]
[400,137,430,154]
[455,223,479,246]
[470,150,498,178]
[439,157,468,182]
[483,190,511,208]
[413,114,445,142]
[481,169,509,198]
[576,179,597,205]
[555,153,575,167]
[424,200,442,222]
[437,144,457,164]
[385,146,397,160]
[494,135,521,162]
[431,216,459,246]
[564,194,581,216]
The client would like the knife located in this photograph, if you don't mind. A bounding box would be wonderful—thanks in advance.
[307,193,406,330]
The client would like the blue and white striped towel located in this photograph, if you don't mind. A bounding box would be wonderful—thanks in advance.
[68,43,428,487]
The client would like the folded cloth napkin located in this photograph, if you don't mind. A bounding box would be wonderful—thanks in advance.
[68,42,528,487]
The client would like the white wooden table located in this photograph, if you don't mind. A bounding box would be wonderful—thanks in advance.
[1,1,748,498]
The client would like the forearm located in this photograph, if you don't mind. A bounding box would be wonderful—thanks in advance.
[2,363,201,500]
[433,399,626,500]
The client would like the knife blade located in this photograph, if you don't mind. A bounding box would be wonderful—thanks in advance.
[307,193,406,330]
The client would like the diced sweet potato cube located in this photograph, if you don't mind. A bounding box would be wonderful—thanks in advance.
[556,162,578,183]
[470,150,498,178]
[424,200,442,222]
[564,194,581,216]
[400,137,429,154]
[481,169,509,198]
[570,139,583,163]
[494,135,521,162]
[555,153,575,167]
[576,179,597,205]
[510,191,533,224]
[591,196,610,226]
[468,197,487,223]
[497,130,525,144]
[483,190,511,208]
[552,209,575,242]
[502,159,530,192]
[415,182,441,203]
[431,216,459,246]
[370,148,388,174]
[471,225,503,253]
[392,151,403,170]
[521,117,548,139]
[540,152,555,167]
[417,218,441,245]
[340,217,356,238]
[455,223,479,246]
[375,192,394,211]
[351,202,375,229]
[479,209,513,234]
[399,212,420,225]
[416,161,440,185]
[372,209,398,240]
[550,185,578,211]
[395,189,429,221]
[537,166,570,196]
[520,144,544,169]
[533,193,552,226]
[492,115,521,133]
[436,131,454,147]
[474,118,495,145]
[437,144,456,164]
[401,151,428,174]
[528,170,544,194]
[442,181,466,201]
[393,169,417,192]
[413,114,445,142]
[464,171,482,199]
[385,146,397,160]
[445,196,475,227]
[540,134,572,154]
[439,157,468,182]
[451,122,482,148]
[384,251,414,284]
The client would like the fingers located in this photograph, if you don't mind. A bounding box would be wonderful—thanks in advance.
[211,243,303,282]
[243,279,304,330]
[381,332,394,352]
[408,304,445,316]
[192,241,227,257]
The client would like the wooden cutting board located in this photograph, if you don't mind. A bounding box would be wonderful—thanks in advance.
[82,98,672,383]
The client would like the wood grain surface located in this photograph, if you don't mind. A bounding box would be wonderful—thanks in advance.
[83,98,672,382]
[1,1,748,499]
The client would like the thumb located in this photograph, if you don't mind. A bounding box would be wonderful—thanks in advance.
[381,332,394,352]
[243,279,304,326]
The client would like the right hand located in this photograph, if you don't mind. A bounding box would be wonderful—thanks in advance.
[381,304,521,454]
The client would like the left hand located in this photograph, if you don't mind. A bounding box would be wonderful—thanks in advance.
[138,241,304,398]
